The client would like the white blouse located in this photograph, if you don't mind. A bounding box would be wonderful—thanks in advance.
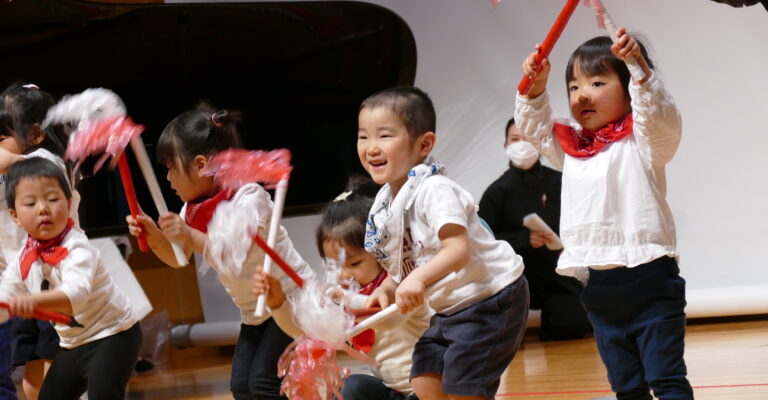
[515,72,682,279]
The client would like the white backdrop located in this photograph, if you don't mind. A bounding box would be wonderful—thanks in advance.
[185,0,768,319]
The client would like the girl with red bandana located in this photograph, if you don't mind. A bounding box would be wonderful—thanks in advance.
[515,28,693,400]
[126,103,312,400]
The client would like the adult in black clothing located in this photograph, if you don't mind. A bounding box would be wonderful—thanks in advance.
[479,118,591,341]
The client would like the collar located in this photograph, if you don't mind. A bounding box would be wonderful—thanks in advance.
[19,218,75,280]
[184,189,234,233]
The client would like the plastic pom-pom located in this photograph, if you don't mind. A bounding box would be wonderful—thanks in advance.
[277,255,373,399]
[204,148,293,190]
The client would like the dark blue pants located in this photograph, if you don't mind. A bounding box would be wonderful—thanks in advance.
[230,319,293,400]
[581,257,693,400]
[0,320,16,400]
[342,374,415,400]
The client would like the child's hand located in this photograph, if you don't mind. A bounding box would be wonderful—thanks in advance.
[394,275,426,314]
[9,294,39,318]
[521,43,551,99]
[126,212,160,238]
[610,28,641,62]
[364,285,394,310]
[611,27,651,83]
[157,212,192,243]
[530,231,552,249]
[252,268,286,309]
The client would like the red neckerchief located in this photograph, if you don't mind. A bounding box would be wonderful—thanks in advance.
[352,269,388,353]
[184,190,233,233]
[19,218,75,281]
[553,113,634,158]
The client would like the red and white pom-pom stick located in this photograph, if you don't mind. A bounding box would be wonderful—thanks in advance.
[252,234,304,288]
[205,149,294,317]
[582,0,645,81]
[63,114,149,252]
[345,272,458,338]
[0,302,82,327]
[518,0,581,95]
[491,0,501,8]
[129,137,189,266]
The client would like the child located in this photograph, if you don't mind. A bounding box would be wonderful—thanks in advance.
[126,103,312,400]
[515,28,693,399]
[0,157,140,400]
[253,176,431,400]
[0,82,80,400]
[358,86,529,400]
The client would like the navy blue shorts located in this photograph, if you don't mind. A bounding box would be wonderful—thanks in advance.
[11,318,60,366]
[410,276,529,398]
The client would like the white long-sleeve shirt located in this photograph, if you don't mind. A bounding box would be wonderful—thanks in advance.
[198,183,314,326]
[515,72,682,278]
[0,228,137,349]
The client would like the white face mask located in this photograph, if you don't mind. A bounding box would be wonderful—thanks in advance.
[505,140,539,170]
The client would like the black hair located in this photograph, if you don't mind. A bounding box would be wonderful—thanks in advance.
[0,83,68,157]
[156,102,244,169]
[360,86,436,142]
[5,157,72,210]
[504,117,515,142]
[565,36,654,98]
[316,175,380,257]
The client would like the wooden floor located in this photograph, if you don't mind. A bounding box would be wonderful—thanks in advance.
[126,318,768,399]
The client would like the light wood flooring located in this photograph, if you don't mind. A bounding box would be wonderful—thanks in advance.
[124,318,768,399]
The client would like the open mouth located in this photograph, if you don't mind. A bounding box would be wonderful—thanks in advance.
[369,160,387,169]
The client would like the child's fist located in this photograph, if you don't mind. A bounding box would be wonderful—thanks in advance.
[157,212,191,243]
[395,275,426,314]
[126,212,158,238]
[10,294,39,318]
[521,43,550,98]
[253,268,286,309]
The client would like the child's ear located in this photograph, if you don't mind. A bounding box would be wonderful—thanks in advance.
[193,155,210,178]
[30,124,46,146]
[8,208,20,227]
[417,132,436,158]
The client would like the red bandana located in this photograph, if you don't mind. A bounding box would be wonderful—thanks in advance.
[553,113,634,158]
[184,190,233,233]
[19,218,75,281]
[352,269,388,353]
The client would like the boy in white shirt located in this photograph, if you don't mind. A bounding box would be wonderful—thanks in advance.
[0,157,140,400]
[359,86,529,400]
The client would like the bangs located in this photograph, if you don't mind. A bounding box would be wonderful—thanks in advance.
[316,216,366,257]
[155,126,183,167]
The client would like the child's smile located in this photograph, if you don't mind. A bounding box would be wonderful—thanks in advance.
[357,106,432,196]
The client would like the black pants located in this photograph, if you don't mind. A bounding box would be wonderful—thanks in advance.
[230,319,293,400]
[39,323,142,400]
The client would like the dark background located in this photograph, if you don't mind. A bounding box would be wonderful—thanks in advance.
[0,0,415,236]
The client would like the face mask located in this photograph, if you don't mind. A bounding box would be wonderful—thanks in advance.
[505,140,538,170]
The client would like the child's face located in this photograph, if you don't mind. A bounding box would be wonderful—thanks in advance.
[357,106,433,195]
[166,157,216,202]
[0,133,24,155]
[568,61,631,131]
[323,240,381,287]
[10,177,71,240]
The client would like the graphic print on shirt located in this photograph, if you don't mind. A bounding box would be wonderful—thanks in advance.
[400,227,417,280]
